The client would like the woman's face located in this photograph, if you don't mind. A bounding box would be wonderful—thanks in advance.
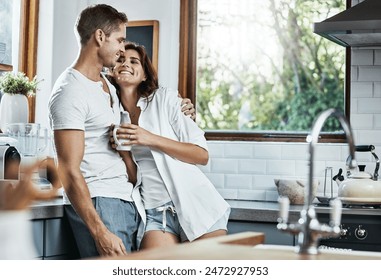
[112,49,146,87]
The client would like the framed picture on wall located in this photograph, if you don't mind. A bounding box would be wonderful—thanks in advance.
[126,20,159,71]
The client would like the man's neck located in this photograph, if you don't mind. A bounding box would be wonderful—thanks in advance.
[73,49,104,82]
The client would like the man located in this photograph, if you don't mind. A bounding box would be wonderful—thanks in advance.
[49,4,194,258]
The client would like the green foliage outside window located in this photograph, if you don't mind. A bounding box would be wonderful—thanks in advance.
[196,0,345,132]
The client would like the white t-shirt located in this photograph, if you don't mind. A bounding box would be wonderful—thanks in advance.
[48,68,133,203]
[132,144,171,209]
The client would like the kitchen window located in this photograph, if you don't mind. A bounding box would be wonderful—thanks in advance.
[179,0,350,142]
[0,0,39,122]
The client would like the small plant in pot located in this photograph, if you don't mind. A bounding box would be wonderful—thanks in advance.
[0,71,40,96]
[0,72,41,132]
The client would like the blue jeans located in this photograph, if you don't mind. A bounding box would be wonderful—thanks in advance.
[64,197,140,258]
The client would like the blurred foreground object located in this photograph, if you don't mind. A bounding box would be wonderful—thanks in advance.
[0,158,61,259]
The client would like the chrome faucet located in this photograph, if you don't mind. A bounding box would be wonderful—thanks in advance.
[277,109,357,254]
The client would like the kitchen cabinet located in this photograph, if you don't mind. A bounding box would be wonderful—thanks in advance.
[32,220,44,259]
[227,221,295,246]
[32,217,79,260]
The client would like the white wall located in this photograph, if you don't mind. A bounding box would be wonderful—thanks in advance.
[36,0,180,128]
[36,0,381,202]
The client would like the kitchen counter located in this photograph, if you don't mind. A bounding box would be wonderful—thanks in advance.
[30,198,64,219]
[30,198,381,221]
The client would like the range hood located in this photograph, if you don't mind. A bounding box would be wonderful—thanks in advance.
[314,0,381,47]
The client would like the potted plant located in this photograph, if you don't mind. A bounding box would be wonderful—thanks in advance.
[0,72,41,132]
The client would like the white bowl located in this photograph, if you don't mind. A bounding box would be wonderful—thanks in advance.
[274,179,319,205]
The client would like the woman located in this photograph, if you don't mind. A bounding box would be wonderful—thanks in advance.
[109,42,230,249]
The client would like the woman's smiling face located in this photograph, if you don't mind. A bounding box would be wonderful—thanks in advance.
[113,49,147,87]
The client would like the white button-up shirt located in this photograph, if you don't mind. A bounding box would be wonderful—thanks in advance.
[134,87,231,241]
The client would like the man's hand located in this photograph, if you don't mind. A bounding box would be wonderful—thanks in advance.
[94,228,128,257]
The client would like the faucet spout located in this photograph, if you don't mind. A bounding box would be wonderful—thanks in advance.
[306,109,357,208]
[277,108,357,255]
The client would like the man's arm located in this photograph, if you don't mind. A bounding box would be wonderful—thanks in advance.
[53,129,127,256]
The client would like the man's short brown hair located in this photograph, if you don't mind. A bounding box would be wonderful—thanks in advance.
[75,4,128,46]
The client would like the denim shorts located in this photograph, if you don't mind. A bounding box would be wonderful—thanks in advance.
[65,197,140,258]
[145,201,228,242]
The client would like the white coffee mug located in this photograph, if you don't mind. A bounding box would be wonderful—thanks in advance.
[113,111,131,151]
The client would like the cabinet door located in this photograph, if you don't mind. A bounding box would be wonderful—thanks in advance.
[45,218,67,257]
[32,220,44,259]
[228,221,295,246]
[44,217,79,259]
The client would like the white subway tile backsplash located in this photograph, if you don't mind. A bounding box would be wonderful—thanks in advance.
[238,159,266,174]
[265,191,279,202]
[281,144,308,160]
[350,114,373,130]
[295,160,309,176]
[207,142,225,157]
[351,66,358,81]
[254,144,281,159]
[211,158,238,173]
[375,50,381,65]
[217,189,238,200]
[355,130,381,146]
[351,82,373,97]
[374,82,381,98]
[224,143,253,158]
[266,160,295,175]
[253,175,278,190]
[351,97,358,114]
[374,115,381,129]
[357,98,381,114]
[312,145,342,161]
[351,49,373,65]
[225,174,252,189]
[237,190,266,201]
[358,66,381,82]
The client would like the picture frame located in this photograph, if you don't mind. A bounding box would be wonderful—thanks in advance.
[126,20,159,71]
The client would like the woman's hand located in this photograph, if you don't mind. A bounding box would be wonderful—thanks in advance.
[113,123,156,148]
[181,98,196,120]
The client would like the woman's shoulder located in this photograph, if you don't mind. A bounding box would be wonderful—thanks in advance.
[154,86,178,96]
[152,86,179,103]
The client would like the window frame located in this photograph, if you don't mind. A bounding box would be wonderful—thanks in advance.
[0,0,39,123]
[178,0,351,143]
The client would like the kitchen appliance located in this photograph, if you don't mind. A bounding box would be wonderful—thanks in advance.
[337,145,381,205]
[5,123,51,189]
[0,145,21,180]
[314,0,381,47]
[318,213,381,252]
